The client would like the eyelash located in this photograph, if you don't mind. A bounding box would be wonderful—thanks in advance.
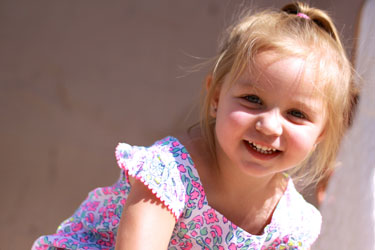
[243,95,262,105]
[243,95,308,120]
[288,109,307,119]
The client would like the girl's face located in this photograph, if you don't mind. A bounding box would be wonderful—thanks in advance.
[213,51,326,178]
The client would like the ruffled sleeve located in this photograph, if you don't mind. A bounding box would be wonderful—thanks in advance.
[115,138,186,221]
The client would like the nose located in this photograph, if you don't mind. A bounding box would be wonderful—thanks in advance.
[255,109,283,136]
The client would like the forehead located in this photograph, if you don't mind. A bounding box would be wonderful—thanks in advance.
[232,51,325,98]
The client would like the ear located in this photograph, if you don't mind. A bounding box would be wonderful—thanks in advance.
[205,74,213,91]
[206,75,221,118]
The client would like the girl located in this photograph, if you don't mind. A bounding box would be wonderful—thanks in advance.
[33,2,357,249]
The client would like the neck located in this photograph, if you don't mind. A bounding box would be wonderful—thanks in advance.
[213,163,285,201]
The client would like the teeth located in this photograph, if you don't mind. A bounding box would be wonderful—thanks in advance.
[248,142,277,154]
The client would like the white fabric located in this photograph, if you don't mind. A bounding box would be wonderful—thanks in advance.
[313,0,375,248]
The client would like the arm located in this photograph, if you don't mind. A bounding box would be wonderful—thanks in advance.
[115,178,176,250]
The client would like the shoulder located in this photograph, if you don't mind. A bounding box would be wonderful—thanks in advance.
[115,136,190,220]
[276,179,322,246]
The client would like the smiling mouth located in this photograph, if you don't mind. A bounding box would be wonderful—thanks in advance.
[247,141,280,155]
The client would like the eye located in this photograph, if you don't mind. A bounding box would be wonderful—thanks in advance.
[288,109,307,119]
[244,95,262,105]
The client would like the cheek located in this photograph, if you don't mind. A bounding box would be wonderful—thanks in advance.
[287,128,321,156]
[216,109,250,134]
[215,108,251,152]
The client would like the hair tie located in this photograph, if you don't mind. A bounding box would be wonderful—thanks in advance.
[296,12,310,20]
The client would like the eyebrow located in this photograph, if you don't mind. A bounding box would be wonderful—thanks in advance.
[235,76,274,94]
[235,77,258,90]
[292,99,323,118]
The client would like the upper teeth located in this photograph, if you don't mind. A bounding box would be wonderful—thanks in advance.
[249,142,277,154]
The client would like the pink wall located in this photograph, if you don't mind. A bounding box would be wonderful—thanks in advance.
[0,0,362,249]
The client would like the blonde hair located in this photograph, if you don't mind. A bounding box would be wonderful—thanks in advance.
[200,2,358,187]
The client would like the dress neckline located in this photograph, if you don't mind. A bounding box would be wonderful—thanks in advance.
[167,136,292,238]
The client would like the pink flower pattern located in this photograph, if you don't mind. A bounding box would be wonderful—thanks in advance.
[203,209,219,224]
[32,136,321,249]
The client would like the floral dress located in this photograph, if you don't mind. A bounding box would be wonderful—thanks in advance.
[32,136,321,250]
